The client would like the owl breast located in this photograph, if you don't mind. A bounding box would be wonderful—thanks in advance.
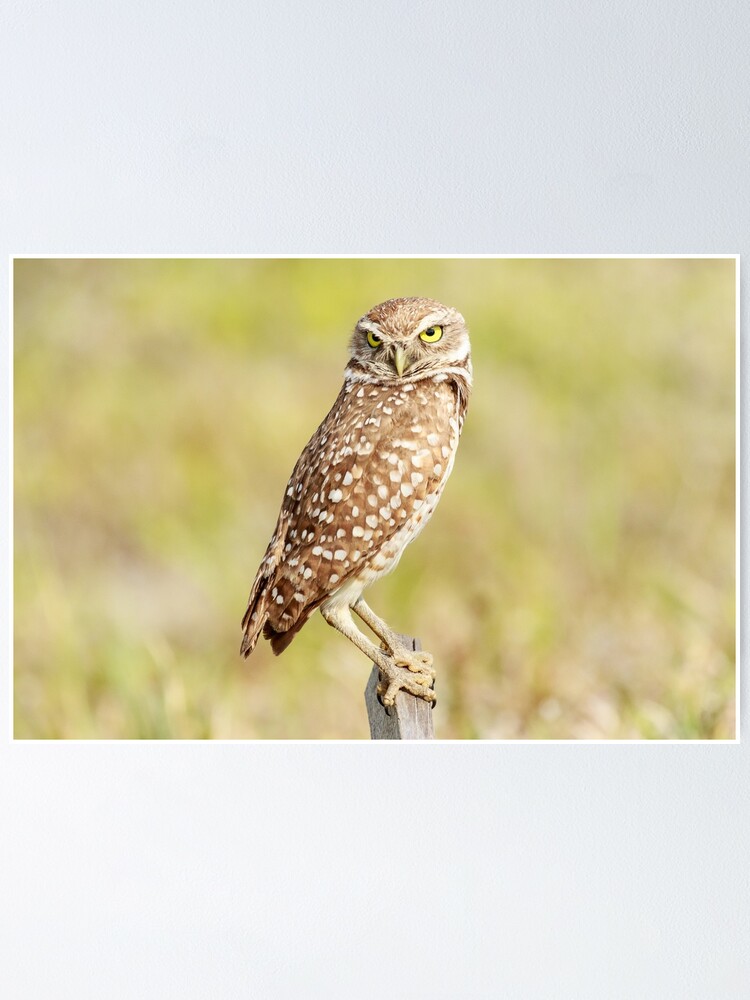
[263,371,465,630]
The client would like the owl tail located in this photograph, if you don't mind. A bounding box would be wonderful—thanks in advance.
[241,586,309,657]
[240,572,271,657]
[240,608,266,657]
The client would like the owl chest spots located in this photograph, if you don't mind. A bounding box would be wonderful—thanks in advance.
[273,375,463,613]
[334,380,460,585]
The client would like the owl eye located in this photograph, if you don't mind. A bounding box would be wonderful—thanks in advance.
[366,330,382,348]
[419,325,443,343]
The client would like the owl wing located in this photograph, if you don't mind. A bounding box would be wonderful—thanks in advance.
[242,376,460,655]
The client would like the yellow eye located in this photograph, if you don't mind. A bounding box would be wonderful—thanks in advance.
[366,330,382,348]
[419,325,443,343]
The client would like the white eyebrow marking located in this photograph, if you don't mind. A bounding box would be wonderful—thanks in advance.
[412,311,449,334]
[358,318,385,337]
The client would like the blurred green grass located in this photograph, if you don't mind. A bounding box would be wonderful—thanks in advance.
[13,258,736,739]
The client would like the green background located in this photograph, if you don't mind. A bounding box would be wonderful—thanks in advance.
[14,258,736,739]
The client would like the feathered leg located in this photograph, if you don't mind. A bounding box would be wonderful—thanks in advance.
[320,602,435,706]
[352,598,435,680]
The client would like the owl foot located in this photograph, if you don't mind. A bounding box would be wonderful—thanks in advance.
[376,661,436,707]
[395,648,435,680]
[379,642,435,681]
[380,642,435,681]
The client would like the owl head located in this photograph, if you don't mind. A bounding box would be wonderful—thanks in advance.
[347,297,470,381]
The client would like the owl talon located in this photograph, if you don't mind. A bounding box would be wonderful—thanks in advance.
[377,663,436,707]
[393,649,435,680]
[378,639,435,679]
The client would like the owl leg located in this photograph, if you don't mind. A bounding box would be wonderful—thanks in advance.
[320,604,435,706]
[352,598,435,681]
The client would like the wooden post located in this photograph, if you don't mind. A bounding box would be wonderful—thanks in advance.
[364,635,435,740]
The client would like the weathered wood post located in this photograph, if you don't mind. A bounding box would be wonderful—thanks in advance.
[364,635,435,739]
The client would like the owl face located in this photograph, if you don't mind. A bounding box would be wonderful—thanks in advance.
[347,297,470,381]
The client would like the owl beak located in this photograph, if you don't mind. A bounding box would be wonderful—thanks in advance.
[393,346,409,377]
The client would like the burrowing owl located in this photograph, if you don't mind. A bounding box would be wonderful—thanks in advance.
[241,297,472,705]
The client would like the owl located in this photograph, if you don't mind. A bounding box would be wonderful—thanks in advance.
[241,296,472,706]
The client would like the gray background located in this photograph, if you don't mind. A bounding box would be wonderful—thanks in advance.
[1,2,747,997]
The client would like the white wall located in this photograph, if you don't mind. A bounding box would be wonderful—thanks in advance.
[1,3,746,996]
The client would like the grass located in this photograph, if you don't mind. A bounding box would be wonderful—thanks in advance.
[13,257,736,738]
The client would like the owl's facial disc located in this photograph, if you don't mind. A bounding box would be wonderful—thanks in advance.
[348,298,469,382]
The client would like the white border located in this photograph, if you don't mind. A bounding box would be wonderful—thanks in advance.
[9,254,740,744]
